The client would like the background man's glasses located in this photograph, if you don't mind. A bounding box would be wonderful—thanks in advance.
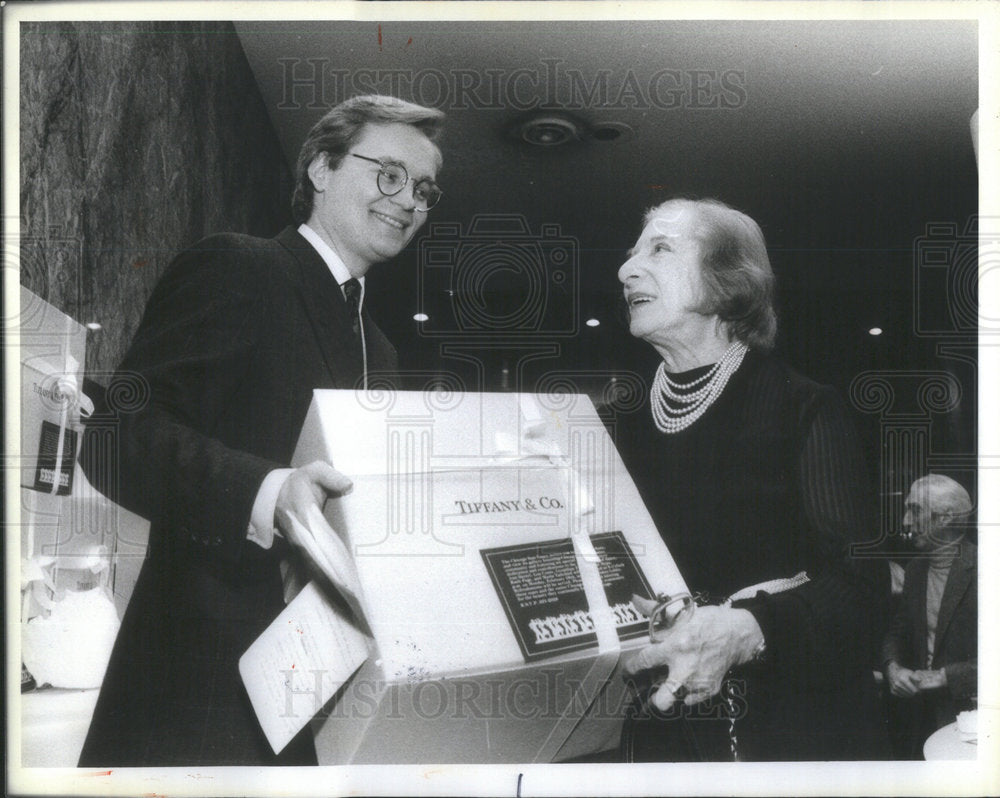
[350,153,442,212]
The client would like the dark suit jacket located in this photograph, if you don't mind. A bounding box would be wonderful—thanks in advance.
[882,540,977,750]
[79,227,397,766]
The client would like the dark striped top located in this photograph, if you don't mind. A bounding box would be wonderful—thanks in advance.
[614,349,890,690]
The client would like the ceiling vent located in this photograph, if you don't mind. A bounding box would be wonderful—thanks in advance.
[511,114,584,147]
[510,113,635,146]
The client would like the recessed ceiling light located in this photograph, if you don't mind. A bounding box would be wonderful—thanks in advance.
[586,318,601,327]
[868,327,883,336]
[85,322,102,331]
[413,313,429,323]
[590,121,636,142]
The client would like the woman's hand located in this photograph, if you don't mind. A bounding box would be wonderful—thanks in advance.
[623,596,764,711]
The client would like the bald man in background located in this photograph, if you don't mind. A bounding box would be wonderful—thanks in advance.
[882,474,977,759]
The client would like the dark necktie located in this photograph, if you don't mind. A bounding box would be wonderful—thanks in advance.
[342,278,362,340]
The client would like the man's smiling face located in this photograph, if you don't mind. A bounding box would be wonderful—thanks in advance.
[306,122,442,277]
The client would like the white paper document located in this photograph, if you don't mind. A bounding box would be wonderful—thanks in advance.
[239,580,370,754]
[288,504,369,625]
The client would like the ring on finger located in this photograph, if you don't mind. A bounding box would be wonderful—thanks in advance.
[662,680,688,701]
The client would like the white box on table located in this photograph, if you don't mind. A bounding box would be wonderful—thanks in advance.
[290,389,685,764]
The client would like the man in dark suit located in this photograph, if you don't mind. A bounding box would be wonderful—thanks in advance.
[79,95,445,766]
[882,474,977,759]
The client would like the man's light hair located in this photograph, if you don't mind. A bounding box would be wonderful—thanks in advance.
[911,473,973,521]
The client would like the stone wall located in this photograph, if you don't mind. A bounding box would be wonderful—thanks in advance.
[20,21,294,379]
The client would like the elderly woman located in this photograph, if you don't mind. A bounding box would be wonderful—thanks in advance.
[616,197,890,761]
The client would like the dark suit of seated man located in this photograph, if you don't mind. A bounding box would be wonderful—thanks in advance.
[881,473,977,760]
[79,95,445,767]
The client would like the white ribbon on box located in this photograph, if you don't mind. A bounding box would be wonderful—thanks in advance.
[28,354,94,496]
[493,395,622,761]
[21,355,96,593]
[51,361,95,494]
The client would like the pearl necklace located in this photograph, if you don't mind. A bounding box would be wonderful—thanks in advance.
[651,341,748,434]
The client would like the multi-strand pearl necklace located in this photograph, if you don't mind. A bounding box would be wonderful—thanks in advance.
[651,341,748,434]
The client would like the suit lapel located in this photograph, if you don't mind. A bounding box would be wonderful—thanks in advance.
[910,560,930,667]
[274,226,363,383]
[934,541,975,660]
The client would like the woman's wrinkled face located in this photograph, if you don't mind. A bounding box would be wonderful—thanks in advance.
[618,203,711,347]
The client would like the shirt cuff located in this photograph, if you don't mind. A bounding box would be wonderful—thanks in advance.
[247,468,294,549]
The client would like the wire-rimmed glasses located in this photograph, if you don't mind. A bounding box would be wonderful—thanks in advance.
[350,153,442,212]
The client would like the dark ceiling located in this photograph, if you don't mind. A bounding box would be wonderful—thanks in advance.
[234,19,978,446]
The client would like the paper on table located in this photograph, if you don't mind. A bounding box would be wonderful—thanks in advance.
[239,580,370,754]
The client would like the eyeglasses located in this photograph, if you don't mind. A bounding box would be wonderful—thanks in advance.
[350,153,442,212]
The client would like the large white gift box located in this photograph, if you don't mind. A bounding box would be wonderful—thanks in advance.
[245,389,685,763]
